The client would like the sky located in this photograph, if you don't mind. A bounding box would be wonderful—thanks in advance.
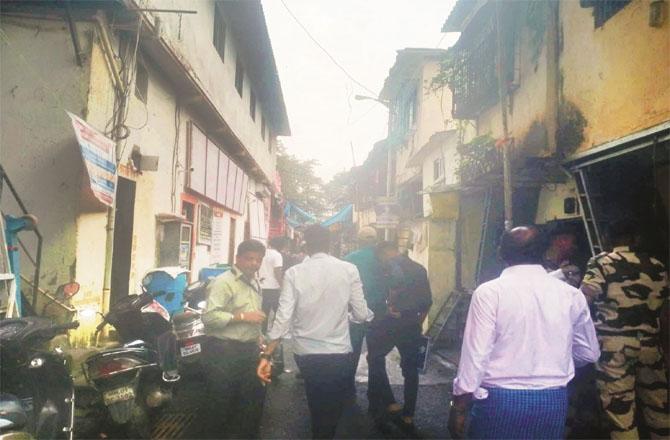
[262,0,459,182]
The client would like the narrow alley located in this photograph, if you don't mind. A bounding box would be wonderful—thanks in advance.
[0,0,668,439]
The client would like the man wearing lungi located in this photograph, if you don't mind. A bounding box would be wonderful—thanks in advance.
[448,225,601,439]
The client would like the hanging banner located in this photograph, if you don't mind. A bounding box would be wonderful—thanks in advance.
[67,111,117,207]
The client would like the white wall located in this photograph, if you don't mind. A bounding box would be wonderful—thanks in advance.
[0,18,91,293]
[135,0,278,181]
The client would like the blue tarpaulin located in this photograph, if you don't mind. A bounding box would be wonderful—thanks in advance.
[321,204,353,227]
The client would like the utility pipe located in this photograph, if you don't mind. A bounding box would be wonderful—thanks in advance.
[495,0,513,231]
[98,12,134,314]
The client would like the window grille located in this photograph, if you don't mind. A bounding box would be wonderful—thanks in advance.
[580,0,631,27]
[235,57,244,97]
[213,4,226,62]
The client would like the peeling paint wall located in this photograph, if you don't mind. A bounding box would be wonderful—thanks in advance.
[476,18,550,155]
[560,0,670,153]
[0,19,91,294]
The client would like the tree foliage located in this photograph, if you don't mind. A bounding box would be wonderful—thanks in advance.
[322,170,355,212]
[276,144,327,217]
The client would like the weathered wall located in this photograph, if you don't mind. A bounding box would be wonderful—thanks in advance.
[560,0,670,153]
[425,218,457,326]
[134,0,277,181]
[417,63,453,155]
[476,19,550,156]
[0,18,91,293]
[459,190,486,290]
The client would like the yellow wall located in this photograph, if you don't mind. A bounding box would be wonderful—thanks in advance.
[476,18,551,156]
[561,0,670,152]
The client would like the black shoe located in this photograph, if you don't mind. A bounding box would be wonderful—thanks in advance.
[392,418,421,439]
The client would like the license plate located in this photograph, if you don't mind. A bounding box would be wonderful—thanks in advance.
[103,386,135,405]
[180,343,202,357]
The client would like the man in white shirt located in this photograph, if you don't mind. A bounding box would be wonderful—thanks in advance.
[258,225,374,439]
[448,225,600,439]
[259,236,286,332]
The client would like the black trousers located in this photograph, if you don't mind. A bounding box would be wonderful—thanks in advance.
[366,316,422,418]
[202,338,265,439]
[261,288,281,333]
[346,322,367,399]
[295,353,351,439]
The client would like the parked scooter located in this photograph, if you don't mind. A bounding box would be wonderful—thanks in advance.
[81,289,177,438]
[0,317,80,440]
[171,280,207,371]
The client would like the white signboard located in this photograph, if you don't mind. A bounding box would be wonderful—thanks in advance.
[68,111,117,207]
[210,208,226,264]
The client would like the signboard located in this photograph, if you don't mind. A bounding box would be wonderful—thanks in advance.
[374,198,400,228]
[210,208,226,263]
[68,111,117,206]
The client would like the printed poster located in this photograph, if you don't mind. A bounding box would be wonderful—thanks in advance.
[67,111,117,207]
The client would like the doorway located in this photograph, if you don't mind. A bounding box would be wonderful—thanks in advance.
[111,177,136,305]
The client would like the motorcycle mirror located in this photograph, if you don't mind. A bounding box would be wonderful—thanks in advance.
[20,214,38,231]
[61,282,80,299]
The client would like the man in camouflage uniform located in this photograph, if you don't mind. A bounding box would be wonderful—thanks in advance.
[581,218,669,439]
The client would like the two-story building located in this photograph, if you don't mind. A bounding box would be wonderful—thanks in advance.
[376,48,468,326]
[0,0,290,343]
[442,0,669,283]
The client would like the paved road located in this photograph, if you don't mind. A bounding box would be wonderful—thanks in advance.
[260,340,457,439]
[161,339,458,439]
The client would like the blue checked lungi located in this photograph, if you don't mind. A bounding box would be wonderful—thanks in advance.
[467,387,568,439]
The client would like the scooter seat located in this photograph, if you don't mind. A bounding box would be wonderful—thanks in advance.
[123,339,147,348]
[0,394,27,431]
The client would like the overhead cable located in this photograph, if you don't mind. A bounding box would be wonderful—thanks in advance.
[279,0,378,97]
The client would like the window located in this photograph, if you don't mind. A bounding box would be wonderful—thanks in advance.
[235,57,244,97]
[267,129,272,153]
[580,0,631,27]
[250,89,256,121]
[186,122,248,213]
[188,124,207,194]
[261,114,266,140]
[390,85,418,137]
[433,157,444,182]
[135,61,148,103]
[213,3,226,62]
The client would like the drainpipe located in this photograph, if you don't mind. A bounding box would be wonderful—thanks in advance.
[385,146,394,241]
[97,12,134,314]
[495,0,513,231]
[545,1,560,155]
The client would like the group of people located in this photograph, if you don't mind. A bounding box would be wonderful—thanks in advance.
[200,224,432,439]
[198,217,668,440]
[449,219,669,439]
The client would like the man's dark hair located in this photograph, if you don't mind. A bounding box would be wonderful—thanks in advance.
[237,239,266,257]
[303,225,330,255]
[546,221,579,239]
[375,241,398,257]
[269,236,287,250]
[499,225,548,266]
[608,217,638,243]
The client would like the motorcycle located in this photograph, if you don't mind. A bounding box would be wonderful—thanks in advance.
[81,289,177,438]
[171,280,207,371]
[0,317,80,440]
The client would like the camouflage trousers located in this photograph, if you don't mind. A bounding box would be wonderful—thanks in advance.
[596,333,670,439]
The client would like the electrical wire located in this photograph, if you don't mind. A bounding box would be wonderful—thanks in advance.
[279,0,378,97]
